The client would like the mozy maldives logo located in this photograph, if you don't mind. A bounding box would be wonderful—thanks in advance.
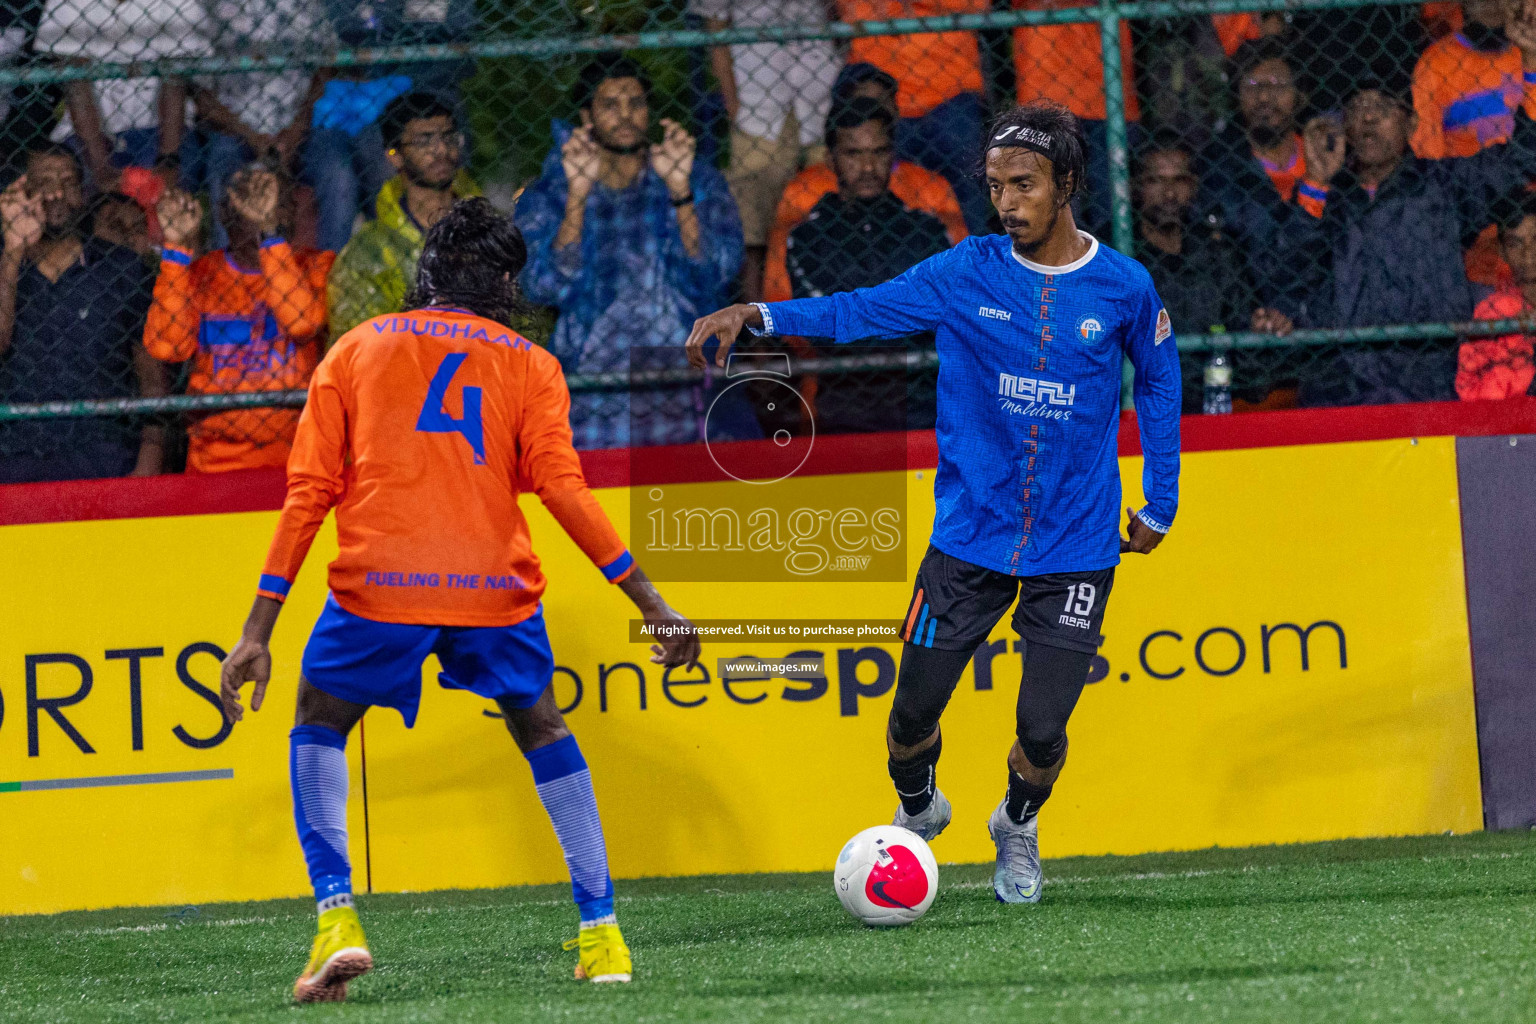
[998,372,1075,420]
[1076,315,1104,343]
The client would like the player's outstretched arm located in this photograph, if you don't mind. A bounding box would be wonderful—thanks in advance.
[686,247,957,369]
[221,596,280,723]
[618,565,701,669]
[685,302,762,369]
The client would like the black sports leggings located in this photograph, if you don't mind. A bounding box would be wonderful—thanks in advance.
[888,637,1095,767]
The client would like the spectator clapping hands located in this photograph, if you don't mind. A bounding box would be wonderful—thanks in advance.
[560,126,602,197]
[650,119,696,199]
[227,168,282,236]
[1,176,43,256]
[157,188,202,252]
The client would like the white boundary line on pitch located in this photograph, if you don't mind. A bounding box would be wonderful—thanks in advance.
[47,847,1531,935]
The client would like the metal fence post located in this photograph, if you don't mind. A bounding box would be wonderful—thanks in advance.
[1098,1,1137,408]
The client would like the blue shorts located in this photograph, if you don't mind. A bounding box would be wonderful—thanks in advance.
[300,595,555,727]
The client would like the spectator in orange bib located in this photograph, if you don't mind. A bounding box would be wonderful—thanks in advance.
[763,66,967,305]
[837,0,992,234]
[1460,191,1536,398]
[781,96,954,433]
[144,166,335,473]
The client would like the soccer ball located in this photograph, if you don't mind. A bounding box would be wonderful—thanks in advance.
[833,825,939,926]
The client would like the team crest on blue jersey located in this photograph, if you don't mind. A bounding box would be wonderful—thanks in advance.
[1076,315,1104,343]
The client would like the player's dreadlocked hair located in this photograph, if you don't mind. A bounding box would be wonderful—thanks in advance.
[407,198,529,328]
[983,102,1088,205]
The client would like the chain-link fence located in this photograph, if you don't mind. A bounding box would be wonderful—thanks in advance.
[0,0,1534,481]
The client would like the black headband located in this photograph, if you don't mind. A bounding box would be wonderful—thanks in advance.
[987,124,1055,159]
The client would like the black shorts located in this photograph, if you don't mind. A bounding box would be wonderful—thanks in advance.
[899,545,1115,654]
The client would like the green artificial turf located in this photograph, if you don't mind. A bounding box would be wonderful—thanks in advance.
[5,831,1535,1023]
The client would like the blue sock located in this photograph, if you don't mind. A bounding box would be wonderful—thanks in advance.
[527,735,615,926]
[290,724,352,914]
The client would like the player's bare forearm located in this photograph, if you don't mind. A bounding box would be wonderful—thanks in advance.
[220,596,282,723]
[617,564,664,613]
[619,565,701,668]
[685,302,763,368]
[240,595,283,644]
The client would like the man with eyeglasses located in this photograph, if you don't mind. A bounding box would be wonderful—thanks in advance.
[327,91,482,343]
[1204,39,1324,339]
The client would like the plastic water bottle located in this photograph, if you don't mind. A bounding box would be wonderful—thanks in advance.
[1202,346,1232,415]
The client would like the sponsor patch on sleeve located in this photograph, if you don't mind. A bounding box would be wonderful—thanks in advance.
[1154,308,1172,345]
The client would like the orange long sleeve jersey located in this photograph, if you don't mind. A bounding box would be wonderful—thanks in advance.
[144,241,336,473]
[256,307,634,627]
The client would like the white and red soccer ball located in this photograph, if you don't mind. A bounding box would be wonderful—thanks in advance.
[833,825,939,926]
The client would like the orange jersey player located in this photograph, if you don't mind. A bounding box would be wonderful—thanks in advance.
[216,200,699,1004]
[145,167,335,473]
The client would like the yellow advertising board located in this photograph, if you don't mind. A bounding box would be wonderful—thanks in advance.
[0,436,1480,914]
[0,515,366,915]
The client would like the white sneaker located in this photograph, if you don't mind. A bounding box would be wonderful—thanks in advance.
[892,786,952,842]
[988,799,1043,904]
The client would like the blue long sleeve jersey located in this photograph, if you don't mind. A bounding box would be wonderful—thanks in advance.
[758,233,1182,576]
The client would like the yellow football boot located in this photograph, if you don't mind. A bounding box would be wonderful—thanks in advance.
[563,922,633,983]
[292,904,374,1003]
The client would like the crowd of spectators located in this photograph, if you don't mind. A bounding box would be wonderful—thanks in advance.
[2,0,1536,485]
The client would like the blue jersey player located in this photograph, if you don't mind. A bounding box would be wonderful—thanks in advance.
[686,103,1181,904]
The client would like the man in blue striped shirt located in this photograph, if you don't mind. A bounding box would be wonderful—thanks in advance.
[687,102,1182,905]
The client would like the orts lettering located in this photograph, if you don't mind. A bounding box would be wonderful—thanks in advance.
[11,643,232,757]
